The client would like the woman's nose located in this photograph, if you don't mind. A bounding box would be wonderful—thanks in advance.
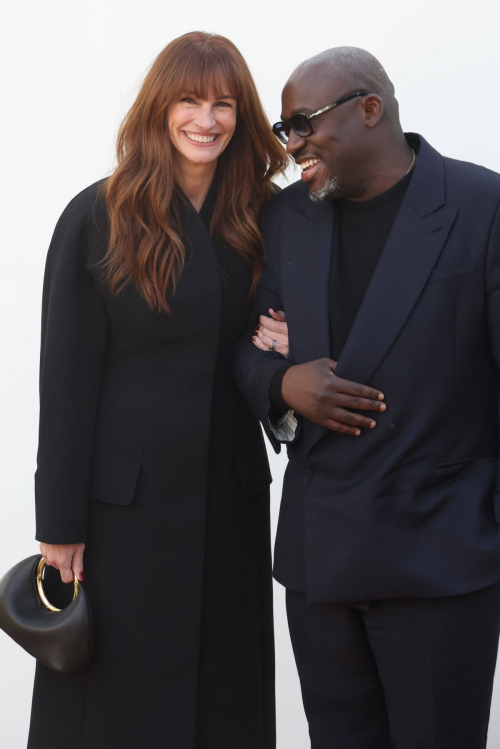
[194,105,216,130]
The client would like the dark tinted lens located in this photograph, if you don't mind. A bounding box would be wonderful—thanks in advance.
[290,114,312,137]
[273,122,289,144]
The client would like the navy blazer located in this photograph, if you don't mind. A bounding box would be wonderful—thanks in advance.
[233,134,500,602]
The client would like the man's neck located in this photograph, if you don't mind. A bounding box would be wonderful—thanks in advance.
[347,141,415,202]
[174,156,217,213]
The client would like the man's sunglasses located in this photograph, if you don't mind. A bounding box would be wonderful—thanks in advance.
[272,91,369,145]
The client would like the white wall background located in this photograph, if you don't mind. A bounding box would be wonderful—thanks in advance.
[1,0,500,746]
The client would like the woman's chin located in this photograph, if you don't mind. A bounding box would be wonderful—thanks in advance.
[190,153,221,166]
[178,148,223,167]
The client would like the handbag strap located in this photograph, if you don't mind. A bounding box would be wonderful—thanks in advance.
[36,557,80,612]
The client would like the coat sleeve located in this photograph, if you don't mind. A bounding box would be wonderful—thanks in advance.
[486,198,500,515]
[34,192,110,544]
[232,203,301,453]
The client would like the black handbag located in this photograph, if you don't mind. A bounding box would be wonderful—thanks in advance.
[0,554,92,674]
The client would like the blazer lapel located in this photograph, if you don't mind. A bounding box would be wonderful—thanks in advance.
[307,134,459,453]
[334,201,458,386]
[281,195,334,364]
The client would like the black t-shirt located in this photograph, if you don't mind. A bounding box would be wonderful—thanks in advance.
[269,166,415,413]
[329,167,414,361]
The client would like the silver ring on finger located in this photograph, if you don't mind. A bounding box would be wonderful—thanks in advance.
[268,339,276,351]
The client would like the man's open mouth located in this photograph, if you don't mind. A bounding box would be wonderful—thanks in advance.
[299,158,320,172]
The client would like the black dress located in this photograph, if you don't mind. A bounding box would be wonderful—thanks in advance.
[27,178,275,749]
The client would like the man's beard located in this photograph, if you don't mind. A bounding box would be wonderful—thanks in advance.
[308,158,343,201]
[308,176,342,202]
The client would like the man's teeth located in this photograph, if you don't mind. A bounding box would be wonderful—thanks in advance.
[300,159,320,171]
[185,132,217,143]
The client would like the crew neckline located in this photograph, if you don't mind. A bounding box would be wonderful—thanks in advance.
[336,165,415,212]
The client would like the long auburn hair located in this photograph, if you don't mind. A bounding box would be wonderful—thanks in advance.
[99,31,289,312]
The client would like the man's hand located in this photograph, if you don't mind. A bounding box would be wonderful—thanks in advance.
[281,358,386,436]
[39,542,85,583]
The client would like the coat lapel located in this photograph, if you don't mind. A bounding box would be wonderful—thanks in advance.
[280,195,334,364]
[334,201,458,385]
[177,185,222,288]
[306,135,459,453]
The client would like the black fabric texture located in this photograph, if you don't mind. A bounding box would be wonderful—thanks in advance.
[286,582,500,748]
[329,166,414,361]
[269,362,293,416]
[28,178,275,749]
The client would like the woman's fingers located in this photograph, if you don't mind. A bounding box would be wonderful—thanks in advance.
[252,331,286,356]
[251,310,289,357]
[39,542,85,585]
[253,329,289,358]
[257,326,288,348]
[258,314,288,335]
[268,309,286,323]
[39,542,60,570]
[253,333,277,352]
[60,562,75,584]
[72,545,85,582]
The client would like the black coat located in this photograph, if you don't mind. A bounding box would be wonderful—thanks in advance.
[233,134,500,603]
[28,180,275,749]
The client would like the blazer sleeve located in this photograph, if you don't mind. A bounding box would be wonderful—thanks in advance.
[232,203,301,453]
[34,193,110,544]
[486,198,500,511]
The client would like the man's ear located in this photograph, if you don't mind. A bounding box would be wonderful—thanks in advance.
[363,94,383,127]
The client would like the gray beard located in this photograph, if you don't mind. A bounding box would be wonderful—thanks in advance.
[308,176,341,202]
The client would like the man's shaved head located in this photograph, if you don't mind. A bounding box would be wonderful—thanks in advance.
[289,46,399,124]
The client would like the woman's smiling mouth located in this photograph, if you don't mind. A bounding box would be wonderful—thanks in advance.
[183,131,219,145]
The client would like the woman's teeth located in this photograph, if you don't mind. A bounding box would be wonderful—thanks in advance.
[300,159,320,171]
[185,132,217,143]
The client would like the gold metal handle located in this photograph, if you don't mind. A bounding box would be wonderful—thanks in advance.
[36,557,80,612]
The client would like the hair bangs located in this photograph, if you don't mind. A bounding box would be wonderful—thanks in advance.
[173,46,241,103]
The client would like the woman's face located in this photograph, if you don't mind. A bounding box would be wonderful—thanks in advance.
[168,89,237,167]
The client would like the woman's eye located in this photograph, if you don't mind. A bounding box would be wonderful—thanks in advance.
[215,101,232,108]
[181,97,196,104]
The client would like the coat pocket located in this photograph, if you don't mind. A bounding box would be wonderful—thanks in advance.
[90,450,143,505]
[434,452,498,471]
[427,259,477,284]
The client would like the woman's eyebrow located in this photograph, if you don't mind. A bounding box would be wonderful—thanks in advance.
[182,92,237,101]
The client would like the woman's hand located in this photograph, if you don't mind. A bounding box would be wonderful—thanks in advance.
[252,309,289,358]
[39,542,86,584]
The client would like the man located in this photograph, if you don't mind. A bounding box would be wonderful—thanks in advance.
[233,47,500,748]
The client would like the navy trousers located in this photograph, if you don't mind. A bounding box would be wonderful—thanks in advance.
[286,582,500,749]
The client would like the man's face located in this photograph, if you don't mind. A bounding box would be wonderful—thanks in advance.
[281,66,367,201]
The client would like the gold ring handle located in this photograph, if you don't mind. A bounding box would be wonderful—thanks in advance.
[36,557,80,612]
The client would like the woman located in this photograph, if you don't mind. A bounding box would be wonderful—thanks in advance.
[28,32,289,749]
